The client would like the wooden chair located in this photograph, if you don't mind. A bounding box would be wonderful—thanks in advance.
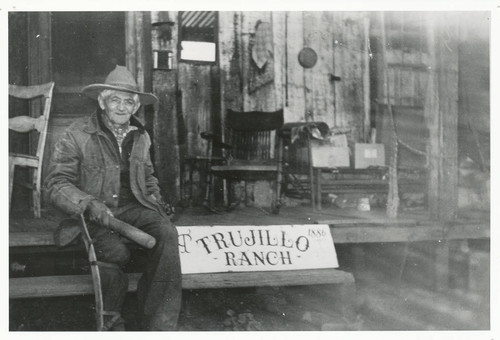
[201,109,284,213]
[278,121,331,211]
[9,82,55,218]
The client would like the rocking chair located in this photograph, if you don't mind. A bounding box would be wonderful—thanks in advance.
[201,109,284,213]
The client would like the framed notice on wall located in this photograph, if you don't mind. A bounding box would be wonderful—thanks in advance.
[176,224,338,274]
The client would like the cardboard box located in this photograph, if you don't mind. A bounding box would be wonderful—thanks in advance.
[311,141,350,168]
[354,143,385,169]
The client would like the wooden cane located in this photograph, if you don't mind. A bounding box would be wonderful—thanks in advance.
[108,217,156,249]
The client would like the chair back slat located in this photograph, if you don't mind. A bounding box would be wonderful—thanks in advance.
[226,109,283,161]
[9,115,46,133]
[9,82,55,159]
[9,83,55,100]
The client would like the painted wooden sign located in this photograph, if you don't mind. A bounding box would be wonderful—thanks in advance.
[176,224,338,274]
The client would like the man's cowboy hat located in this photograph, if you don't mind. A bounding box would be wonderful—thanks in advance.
[82,65,158,105]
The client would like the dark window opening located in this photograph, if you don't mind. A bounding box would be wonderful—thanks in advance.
[51,11,126,87]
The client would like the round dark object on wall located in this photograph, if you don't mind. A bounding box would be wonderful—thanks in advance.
[298,47,318,68]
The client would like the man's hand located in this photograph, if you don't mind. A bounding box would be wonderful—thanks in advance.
[86,200,113,226]
[157,197,175,216]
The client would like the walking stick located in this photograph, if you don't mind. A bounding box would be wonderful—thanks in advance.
[107,217,156,249]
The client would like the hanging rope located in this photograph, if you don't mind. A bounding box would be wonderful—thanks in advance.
[379,12,400,219]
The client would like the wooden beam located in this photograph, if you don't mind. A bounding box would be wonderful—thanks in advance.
[10,268,354,299]
[328,223,489,243]
[316,218,417,226]
[9,222,489,248]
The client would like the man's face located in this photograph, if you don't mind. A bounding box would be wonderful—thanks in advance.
[98,90,140,126]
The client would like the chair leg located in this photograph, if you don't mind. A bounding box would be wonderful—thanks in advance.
[33,189,41,219]
[316,168,322,211]
[31,167,42,218]
[307,135,317,211]
[272,137,284,214]
[9,160,15,211]
[203,172,223,214]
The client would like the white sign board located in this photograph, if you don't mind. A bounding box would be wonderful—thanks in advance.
[176,224,338,274]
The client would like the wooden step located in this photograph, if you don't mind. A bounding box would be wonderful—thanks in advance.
[10,268,355,299]
[9,222,490,248]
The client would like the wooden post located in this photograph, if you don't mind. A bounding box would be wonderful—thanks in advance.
[363,15,371,142]
[436,14,459,221]
[27,12,52,210]
[379,12,399,218]
[425,13,459,220]
[28,13,52,87]
[435,240,450,291]
[149,11,181,202]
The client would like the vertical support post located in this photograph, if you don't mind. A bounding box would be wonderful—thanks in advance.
[28,12,52,87]
[425,13,459,220]
[148,11,181,202]
[27,12,52,213]
[378,12,399,218]
[435,240,450,291]
[363,15,371,142]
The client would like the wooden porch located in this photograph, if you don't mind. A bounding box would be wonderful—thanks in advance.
[10,204,489,294]
[9,205,490,331]
[10,205,489,248]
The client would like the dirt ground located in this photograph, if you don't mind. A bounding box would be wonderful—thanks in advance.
[9,255,490,332]
[9,280,489,332]
[9,237,490,332]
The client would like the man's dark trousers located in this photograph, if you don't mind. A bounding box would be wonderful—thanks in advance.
[87,202,182,331]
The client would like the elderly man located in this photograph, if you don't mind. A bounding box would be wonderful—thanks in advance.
[44,65,181,331]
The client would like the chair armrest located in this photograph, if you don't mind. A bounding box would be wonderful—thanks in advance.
[200,131,232,149]
[200,131,218,140]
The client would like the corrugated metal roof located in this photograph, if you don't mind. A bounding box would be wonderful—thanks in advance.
[181,11,216,29]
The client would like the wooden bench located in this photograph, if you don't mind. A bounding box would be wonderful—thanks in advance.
[10,268,355,298]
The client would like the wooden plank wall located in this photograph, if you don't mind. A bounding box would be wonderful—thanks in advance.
[373,12,430,169]
[171,11,371,206]
[331,12,369,142]
[222,11,369,136]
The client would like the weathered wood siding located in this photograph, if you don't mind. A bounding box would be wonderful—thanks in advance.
[212,12,370,206]
[372,12,459,220]
[149,11,372,206]
[220,11,369,136]
[373,12,429,169]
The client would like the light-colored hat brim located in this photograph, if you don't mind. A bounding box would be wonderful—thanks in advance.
[82,84,158,106]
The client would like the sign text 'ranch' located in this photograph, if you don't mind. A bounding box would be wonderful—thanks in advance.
[176,225,338,274]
